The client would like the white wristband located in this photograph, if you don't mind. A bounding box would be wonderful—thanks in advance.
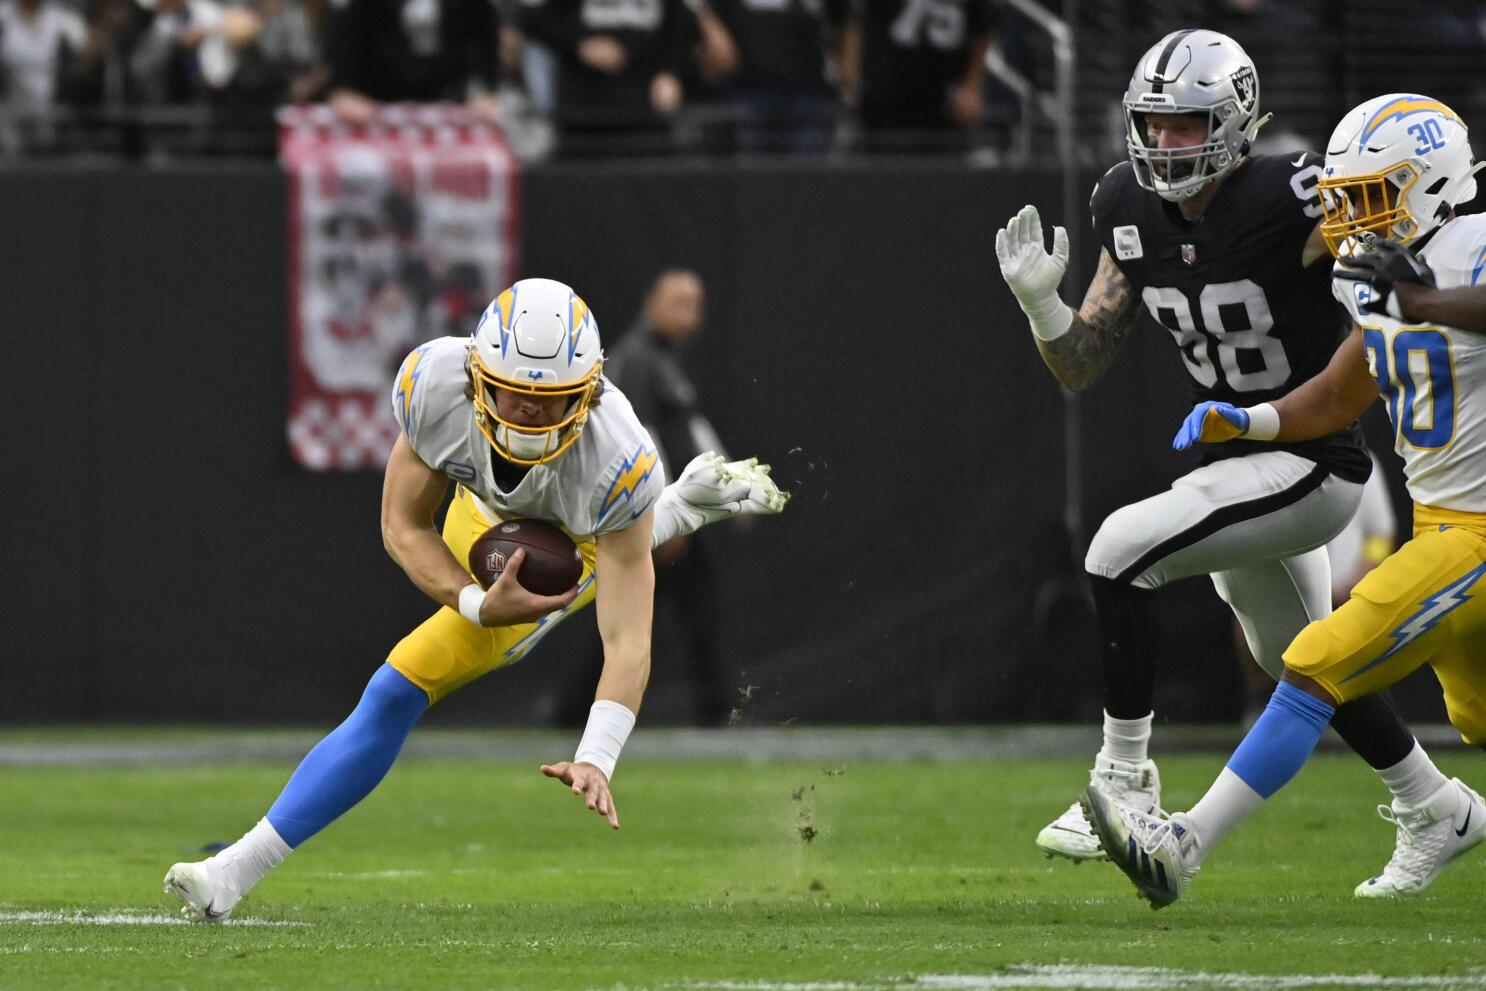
[457,583,485,626]
[1022,294,1074,342]
[1243,402,1281,441]
[574,700,636,781]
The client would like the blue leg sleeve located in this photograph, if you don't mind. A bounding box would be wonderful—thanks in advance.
[1226,680,1336,799]
[267,664,429,848]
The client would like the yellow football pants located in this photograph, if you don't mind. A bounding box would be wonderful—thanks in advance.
[1284,504,1486,744]
[386,486,598,704]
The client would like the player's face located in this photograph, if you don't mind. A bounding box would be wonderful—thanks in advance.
[1145,113,1209,150]
[492,387,570,428]
[1144,113,1209,179]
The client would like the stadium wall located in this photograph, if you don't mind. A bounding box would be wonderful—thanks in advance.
[0,161,1434,728]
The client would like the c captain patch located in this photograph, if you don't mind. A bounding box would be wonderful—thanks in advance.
[1114,225,1144,261]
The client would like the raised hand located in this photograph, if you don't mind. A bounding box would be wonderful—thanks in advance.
[996,204,1072,339]
[996,204,1069,307]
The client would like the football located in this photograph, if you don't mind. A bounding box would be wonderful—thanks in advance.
[467,518,582,596]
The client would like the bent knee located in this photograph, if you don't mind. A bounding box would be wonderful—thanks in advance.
[1281,620,1348,695]
[1085,509,1165,590]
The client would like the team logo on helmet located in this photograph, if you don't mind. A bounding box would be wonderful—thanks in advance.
[1318,92,1482,257]
[1121,30,1265,202]
[469,278,605,466]
[1230,66,1257,112]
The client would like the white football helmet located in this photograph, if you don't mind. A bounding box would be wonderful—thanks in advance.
[1319,93,1483,258]
[1122,29,1268,201]
[469,277,603,466]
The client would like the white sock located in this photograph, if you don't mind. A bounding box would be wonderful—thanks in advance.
[1376,739,1450,809]
[1184,767,1264,867]
[212,818,291,897]
[1101,710,1153,763]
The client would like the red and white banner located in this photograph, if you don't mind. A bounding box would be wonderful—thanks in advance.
[280,105,520,470]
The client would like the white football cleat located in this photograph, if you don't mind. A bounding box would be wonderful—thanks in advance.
[163,859,242,923]
[1036,755,1161,861]
[1355,777,1486,898]
[1080,786,1198,909]
[673,452,790,523]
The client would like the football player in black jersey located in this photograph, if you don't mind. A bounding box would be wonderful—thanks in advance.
[996,28,1475,896]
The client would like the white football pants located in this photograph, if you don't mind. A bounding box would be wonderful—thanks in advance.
[1085,450,1365,680]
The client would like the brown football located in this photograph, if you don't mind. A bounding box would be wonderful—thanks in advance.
[467,518,583,596]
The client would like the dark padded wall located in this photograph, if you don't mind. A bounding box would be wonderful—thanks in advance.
[0,161,1441,727]
[2,166,430,724]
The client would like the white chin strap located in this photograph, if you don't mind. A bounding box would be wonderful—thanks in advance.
[496,424,559,461]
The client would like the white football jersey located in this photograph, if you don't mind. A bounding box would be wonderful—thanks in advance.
[1334,214,1486,512]
[390,336,665,537]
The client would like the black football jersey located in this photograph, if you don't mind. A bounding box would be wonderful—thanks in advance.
[1090,154,1371,484]
[853,0,990,122]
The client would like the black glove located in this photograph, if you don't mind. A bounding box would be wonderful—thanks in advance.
[1331,235,1436,318]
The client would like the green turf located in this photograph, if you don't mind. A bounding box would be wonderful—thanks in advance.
[2,747,1484,989]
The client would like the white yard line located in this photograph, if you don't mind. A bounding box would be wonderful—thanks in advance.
[3,725,1470,766]
[679,966,1486,991]
[0,909,308,928]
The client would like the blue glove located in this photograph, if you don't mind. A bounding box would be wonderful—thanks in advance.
[1173,401,1249,450]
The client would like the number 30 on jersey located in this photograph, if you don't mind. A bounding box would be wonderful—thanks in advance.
[1363,327,1456,449]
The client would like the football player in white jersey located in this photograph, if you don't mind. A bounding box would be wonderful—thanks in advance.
[1336,229,1486,336]
[163,277,788,921]
[1084,95,1486,907]
[996,29,1469,896]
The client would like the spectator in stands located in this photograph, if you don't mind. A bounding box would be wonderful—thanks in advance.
[518,0,696,153]
[323,0,501,124]
[564,270,735,724]
[63,0,137,106]
[839,0,990,151]
[693,0,845,153]
[231,0,325,106]
[126,0,263,105]
[0,0,88,151]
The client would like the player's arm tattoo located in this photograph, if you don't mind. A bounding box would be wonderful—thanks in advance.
[1035,249,1140,391]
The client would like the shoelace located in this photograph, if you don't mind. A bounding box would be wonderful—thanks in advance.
[1142,817,1200,884]
[1374,803,1445,884]
[1093,764,1163,815]
[1145,819,1177,851]
[1375,803,1419,848]
[1096,766,1141,784]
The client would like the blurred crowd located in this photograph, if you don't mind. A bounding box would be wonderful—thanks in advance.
[4,0,1486,160]
[0,0,1033,157]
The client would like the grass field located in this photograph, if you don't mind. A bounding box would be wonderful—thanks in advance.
[2,734,1485,990]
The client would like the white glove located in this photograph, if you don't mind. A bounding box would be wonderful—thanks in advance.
[650,452,790,547]
[995,204,1073,341]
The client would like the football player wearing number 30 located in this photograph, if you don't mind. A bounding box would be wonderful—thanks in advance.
[1089,94,1486,908]
[996,29,1478,897]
